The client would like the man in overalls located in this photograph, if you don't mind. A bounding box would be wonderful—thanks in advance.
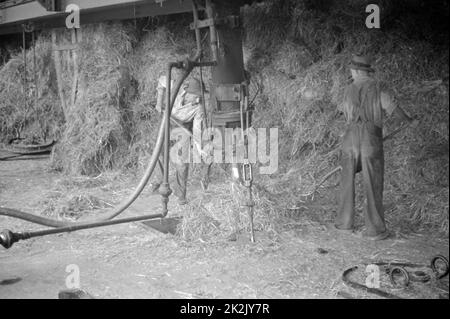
[151,75,207,205]
[335,55,415,240]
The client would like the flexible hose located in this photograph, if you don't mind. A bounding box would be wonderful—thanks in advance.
[0,68,191,228]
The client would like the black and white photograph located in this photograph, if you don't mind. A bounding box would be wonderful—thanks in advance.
[0,0,448,303]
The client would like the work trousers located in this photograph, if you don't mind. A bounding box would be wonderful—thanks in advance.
[155,122,192,199]
[336,122,387,236]
[155,157,189,199]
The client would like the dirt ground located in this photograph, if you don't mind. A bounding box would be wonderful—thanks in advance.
[0,158,448,299]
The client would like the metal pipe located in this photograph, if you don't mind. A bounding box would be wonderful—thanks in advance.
[1,213,163,249]
[32,30,37,108]
[160,63,175,216]
[70,28,79,107]
[159,0,210,215]
[160,61,195,216]
[22,26,27,97]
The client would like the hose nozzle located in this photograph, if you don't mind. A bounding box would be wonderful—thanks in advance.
[0,230,16,249]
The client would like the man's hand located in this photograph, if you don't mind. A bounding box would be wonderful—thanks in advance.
[393,106,418,128]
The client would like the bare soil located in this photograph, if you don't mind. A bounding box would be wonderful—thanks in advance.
[0,158,448,299]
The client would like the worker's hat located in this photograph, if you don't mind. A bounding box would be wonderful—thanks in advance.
[185,78,208,96]
[349,55,375,73]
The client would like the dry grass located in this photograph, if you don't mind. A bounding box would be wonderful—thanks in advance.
[0,34,63,143]
[50,23,138,175]
[41,193,113,220]
[177,178,281,242]
[39,171,128,220]
[242,0,449,237]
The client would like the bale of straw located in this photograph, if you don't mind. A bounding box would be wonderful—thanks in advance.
[0,34,63,143]
[50,23,138,175]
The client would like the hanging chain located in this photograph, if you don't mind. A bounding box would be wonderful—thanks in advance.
[32,30,37,111]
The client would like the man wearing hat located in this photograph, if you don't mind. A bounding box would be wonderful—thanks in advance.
[151,75,208,205]
[335,54,416,240]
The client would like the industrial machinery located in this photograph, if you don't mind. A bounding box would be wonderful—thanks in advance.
[0,0,256,249]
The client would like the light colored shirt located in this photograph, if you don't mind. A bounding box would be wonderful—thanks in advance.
[338,74,398,128]
[156,75,204,124]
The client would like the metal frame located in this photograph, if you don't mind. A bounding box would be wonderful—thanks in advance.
[0,0,194,35]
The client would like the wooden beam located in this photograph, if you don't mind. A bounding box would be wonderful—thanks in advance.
[51,29,67,119]
[0,0,35,10]
[0,0,193,35]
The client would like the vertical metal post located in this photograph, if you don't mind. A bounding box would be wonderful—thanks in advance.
[70,28,79,107]
[22,27,26,96]
[160,64,174,217]
[32,30,37,103]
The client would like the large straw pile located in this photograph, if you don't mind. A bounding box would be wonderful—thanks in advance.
[50,23,138,175]
[242,0,449,236]
[0,34,63,143]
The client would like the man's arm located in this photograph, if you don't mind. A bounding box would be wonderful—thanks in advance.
[393,105,414,123]
[381,91,418,127]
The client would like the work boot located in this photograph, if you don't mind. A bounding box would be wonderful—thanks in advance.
[172,186,188,205]
[353,228,391,241]
[330,223,354,234]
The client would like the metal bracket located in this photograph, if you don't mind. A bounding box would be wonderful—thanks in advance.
[0,0,34,10]
[242,162,253,188]
[224,15,240,29]
[36,0,61,11]
[213,83,243,102]
[52,44,79,51]
[22,21,35,33]
[190,18,215,29]
[190,15,240,30]
[155,0,166,7]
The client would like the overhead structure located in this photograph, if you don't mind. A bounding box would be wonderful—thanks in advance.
[0,0,193,35]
